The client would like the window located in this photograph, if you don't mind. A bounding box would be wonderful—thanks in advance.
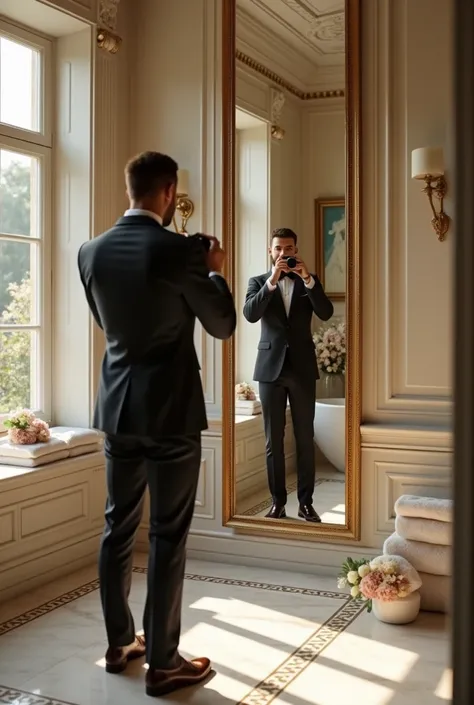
[0,21,52,419]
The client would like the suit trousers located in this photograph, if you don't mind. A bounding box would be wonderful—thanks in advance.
[259,357,316,506]
[99,432,201,670]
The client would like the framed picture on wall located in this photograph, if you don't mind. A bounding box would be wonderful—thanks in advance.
[314,197,346,301]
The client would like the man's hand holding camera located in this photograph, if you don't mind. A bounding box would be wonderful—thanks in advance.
[269,255,290,286]
[294,258,312,285]
[269,254,312,287]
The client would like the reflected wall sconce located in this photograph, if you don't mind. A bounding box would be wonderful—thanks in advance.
[271,90,286,142]
[96,27,122,54]
[411,147,450,241]
[173,169,194,234]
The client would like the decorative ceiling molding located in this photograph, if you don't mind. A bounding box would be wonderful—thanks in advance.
[98,0,120,31]
[236,50,344,101]
[238,0,345,64]
[307,11,344,41]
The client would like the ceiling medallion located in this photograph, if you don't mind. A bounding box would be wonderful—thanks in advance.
[307,12,345,42]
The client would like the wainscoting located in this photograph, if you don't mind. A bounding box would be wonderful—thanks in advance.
[0,453,105,603]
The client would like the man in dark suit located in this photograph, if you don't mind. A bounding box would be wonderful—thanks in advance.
[243,228,333,522]
[78,151,236,698]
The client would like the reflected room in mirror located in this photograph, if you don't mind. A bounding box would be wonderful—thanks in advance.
[223,0,361,540]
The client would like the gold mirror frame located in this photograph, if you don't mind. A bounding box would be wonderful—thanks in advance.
[221,0,361,542]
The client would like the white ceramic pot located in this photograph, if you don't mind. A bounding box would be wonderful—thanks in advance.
[372,590,421,625]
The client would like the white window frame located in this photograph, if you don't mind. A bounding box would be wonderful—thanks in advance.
[0,20,53,425]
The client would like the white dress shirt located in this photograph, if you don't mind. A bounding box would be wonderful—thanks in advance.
[267,274,315,316]
[123,208,222,279]
[124,208,163,225]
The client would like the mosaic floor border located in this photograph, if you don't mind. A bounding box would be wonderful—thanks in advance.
[0,566,361,705]
[0,568,347,638]
[241,477,345,516]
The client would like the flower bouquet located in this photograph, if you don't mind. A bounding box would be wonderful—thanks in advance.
[235,382,261,416]
[313,321,346,375]
[3,410,51,445]
[338,555,422,613]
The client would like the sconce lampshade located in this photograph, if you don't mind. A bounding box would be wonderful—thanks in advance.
[411,147,444,180]
[177,168,189,196]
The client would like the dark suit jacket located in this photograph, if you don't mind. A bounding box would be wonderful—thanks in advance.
[243,272,333,383]
[78,215,236,437]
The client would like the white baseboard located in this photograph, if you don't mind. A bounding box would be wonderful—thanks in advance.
[136,528,376,576]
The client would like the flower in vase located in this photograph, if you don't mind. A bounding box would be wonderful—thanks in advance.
[347,570,359,585]
[375,583,399,602]
[350,585,360,598]
[358,564,371,578]
[359,571,384,599]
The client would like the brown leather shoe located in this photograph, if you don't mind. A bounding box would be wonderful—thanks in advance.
[105,634,146,674]
[146,656,212,697]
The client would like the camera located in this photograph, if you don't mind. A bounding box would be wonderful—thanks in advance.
[188,233,211,252]
[282,255,297,269]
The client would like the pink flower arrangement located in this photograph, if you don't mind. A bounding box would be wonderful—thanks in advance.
[3,410,51,445]
[235,382,256,401]
[338,555,422,612]
[313,321,346,375]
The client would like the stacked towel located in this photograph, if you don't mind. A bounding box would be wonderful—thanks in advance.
[50,427,103,456]
[385,494,453,614]
[394,495,452,523]
[0,427,103,467]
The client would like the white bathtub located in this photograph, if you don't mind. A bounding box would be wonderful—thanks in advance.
[313,399,346,474]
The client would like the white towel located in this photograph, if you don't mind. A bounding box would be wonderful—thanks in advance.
[395,515,452,547]
[69,442,103,457]
[0,450,69,467]
[394,494,452,523]
[50,426,102,448]
[383,532,452,576]
[0,436,68,458]
[419,572,451,614]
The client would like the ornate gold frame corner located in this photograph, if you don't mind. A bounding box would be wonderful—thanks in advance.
[221,0,362,543]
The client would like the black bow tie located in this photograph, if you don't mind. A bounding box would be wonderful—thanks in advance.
[281,271,297,280]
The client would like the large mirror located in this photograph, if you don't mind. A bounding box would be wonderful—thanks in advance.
[222,0,361,540]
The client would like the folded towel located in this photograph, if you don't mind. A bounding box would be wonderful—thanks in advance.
[419,572,451,614]
[69,442,103,458]
[394,494,452,523]
[0,450,69,467]
[50,427,102,448]
[383,532,452,576]
[0,436,68,459]
[395,515,452,546]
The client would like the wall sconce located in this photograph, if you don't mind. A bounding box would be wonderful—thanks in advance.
[411,147,450,241]
[174,169,194,234]
[96,27,122,54]
[271,90,286,142]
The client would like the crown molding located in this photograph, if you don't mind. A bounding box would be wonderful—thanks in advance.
[236,50,344,101]
[236,6,344,97]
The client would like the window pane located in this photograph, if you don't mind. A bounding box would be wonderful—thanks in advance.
[0,36,40,132]
[0,149,39,237]
[0,329,33,412]
[0,240,35,325]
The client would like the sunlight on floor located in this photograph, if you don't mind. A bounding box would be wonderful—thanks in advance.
[323,631,419,681]
[0,560,450,705]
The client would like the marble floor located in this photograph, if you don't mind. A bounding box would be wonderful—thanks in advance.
[0,555,451,705]
[239,466,346,525]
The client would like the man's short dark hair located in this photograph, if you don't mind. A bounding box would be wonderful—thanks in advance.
[271,227,298,245]
[125,151,178,201]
